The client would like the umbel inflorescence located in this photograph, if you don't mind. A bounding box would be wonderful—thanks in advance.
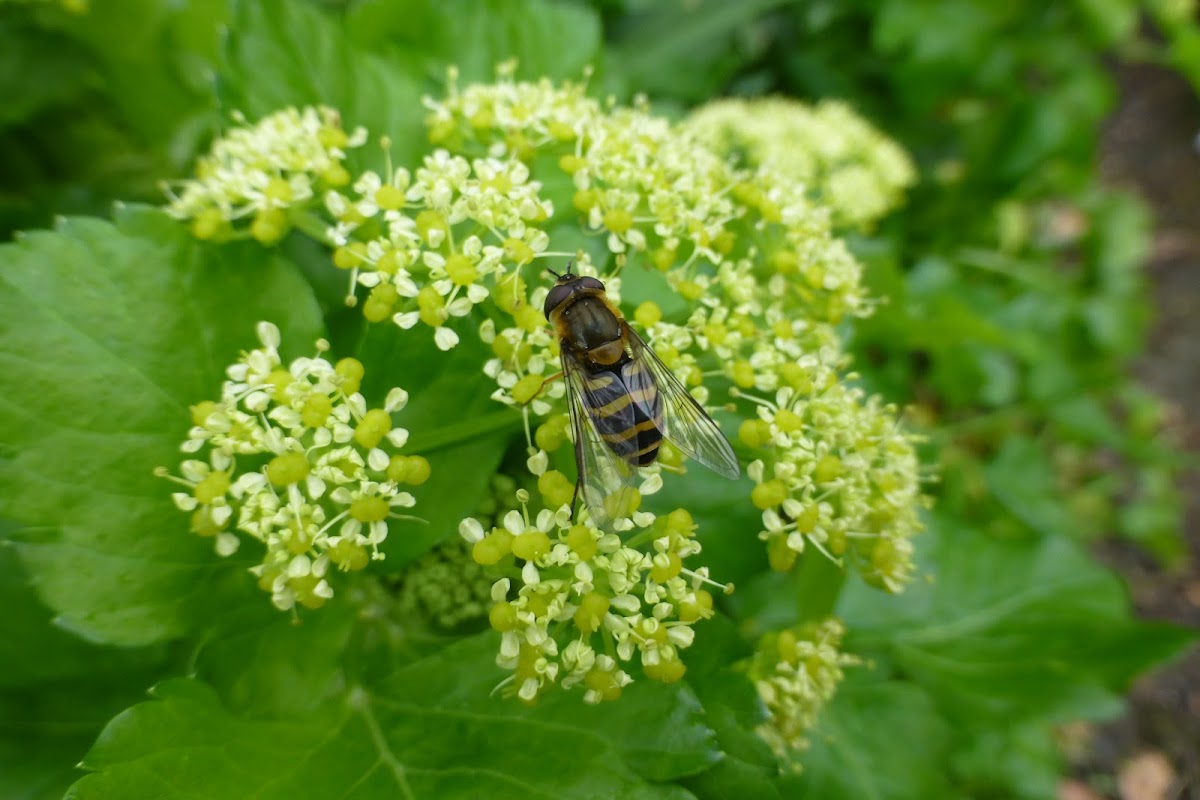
[159,322,428,612]
[163,64,922,761]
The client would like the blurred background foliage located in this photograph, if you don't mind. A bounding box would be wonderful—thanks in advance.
[1,0,1197,797]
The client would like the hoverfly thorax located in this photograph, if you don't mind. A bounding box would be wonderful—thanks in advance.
[545,263,741,529]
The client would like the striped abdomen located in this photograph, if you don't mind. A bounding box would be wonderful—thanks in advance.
[582,362,664,467]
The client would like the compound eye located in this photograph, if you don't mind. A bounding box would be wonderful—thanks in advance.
[578,276,605,291]
[543,284,573,318]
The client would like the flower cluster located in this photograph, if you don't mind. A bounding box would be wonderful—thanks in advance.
[421,70,924,590]
[163,106,366,245]
[322,143,557,351]
[740,383,925,593]
[391,536,494,629]
[159,322,429,611]
[460,493,722,704]
[684,97,917,231]
[744,618,860,764]
[163,72,927,727]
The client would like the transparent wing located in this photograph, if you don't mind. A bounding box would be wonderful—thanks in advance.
[561,349,639,529]
[622,324,741,479]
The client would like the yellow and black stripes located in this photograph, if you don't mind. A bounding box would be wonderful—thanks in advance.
[581,366,664,468]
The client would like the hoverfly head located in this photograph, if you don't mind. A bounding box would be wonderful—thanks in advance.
[543,261,604,319]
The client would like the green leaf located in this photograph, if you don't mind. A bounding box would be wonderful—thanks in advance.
[0,205,324,645]
[607,0,791,101]
[839,516,1198,724]
[191,602,357,718]
[0,544,169,687]
[49,0,223,156]
[0,545,173,800]
[781,672,955,800]
[0,24,94,128]
[681,676,782,800]
[70,633,713,799]
[680,616,782,800]
[949,723,1062,800]
[375,633,720,783]
[346,0,604,85]
[983,436,1078,537]
[221,0,427,169]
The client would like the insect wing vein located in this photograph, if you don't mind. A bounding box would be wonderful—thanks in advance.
[561,349,638,527]
[622,325,741,479]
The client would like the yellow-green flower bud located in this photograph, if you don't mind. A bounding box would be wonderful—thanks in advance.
[566,524,597,560]
[775,408,803,433]
[603,208,633,234]
[444,253,478,286]
[634,301,662,328]
[513,303,544,333]
[335,358,365,395]
[363,283,400,323]
[375,184,405,210]
[266,452,311,486]
[534,414,570,452]
[354,408,392,448]
[333,242,367,269]
[739,419,772,448]
[584,668,622,702]
[190,400,219,427]
[665,508,696,537]
[387,454,431,485]
[677,280,704,301]
[644,658,686,684]
[350,495,390,523]
[767,534,797,571]
[301,394,333,427]
[751,479,788,510]
[266,369,294,403]
[194,471,230,503]
[472,530,513,565]
[814,454,843,483]
[650,553,682,583]
[512,529,551,561]
[191,208,228,241]
[489,601,520,632]
[329,538,370,571]
[511,374,545,405]
[731,360,756,388]
[574,592,610,634]
[537,470,574,509]
[679,589,713,622]
[250,208,288,244]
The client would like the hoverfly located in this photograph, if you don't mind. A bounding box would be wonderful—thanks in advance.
[543,265,740,526]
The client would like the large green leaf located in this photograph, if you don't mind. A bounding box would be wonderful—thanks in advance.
[0,23,95,128]
[374,633,720,783]
[221,0,426,169]
[781,673,956,800]
[346,0,604,85]
[0,545,173,800]
[606,0,791,102]
[69,632,714,799]
[839,516,1197,723]
[983,436,1080,538]
[0,206,324,645]
[48,0,223,156]
[680,616,782,800]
